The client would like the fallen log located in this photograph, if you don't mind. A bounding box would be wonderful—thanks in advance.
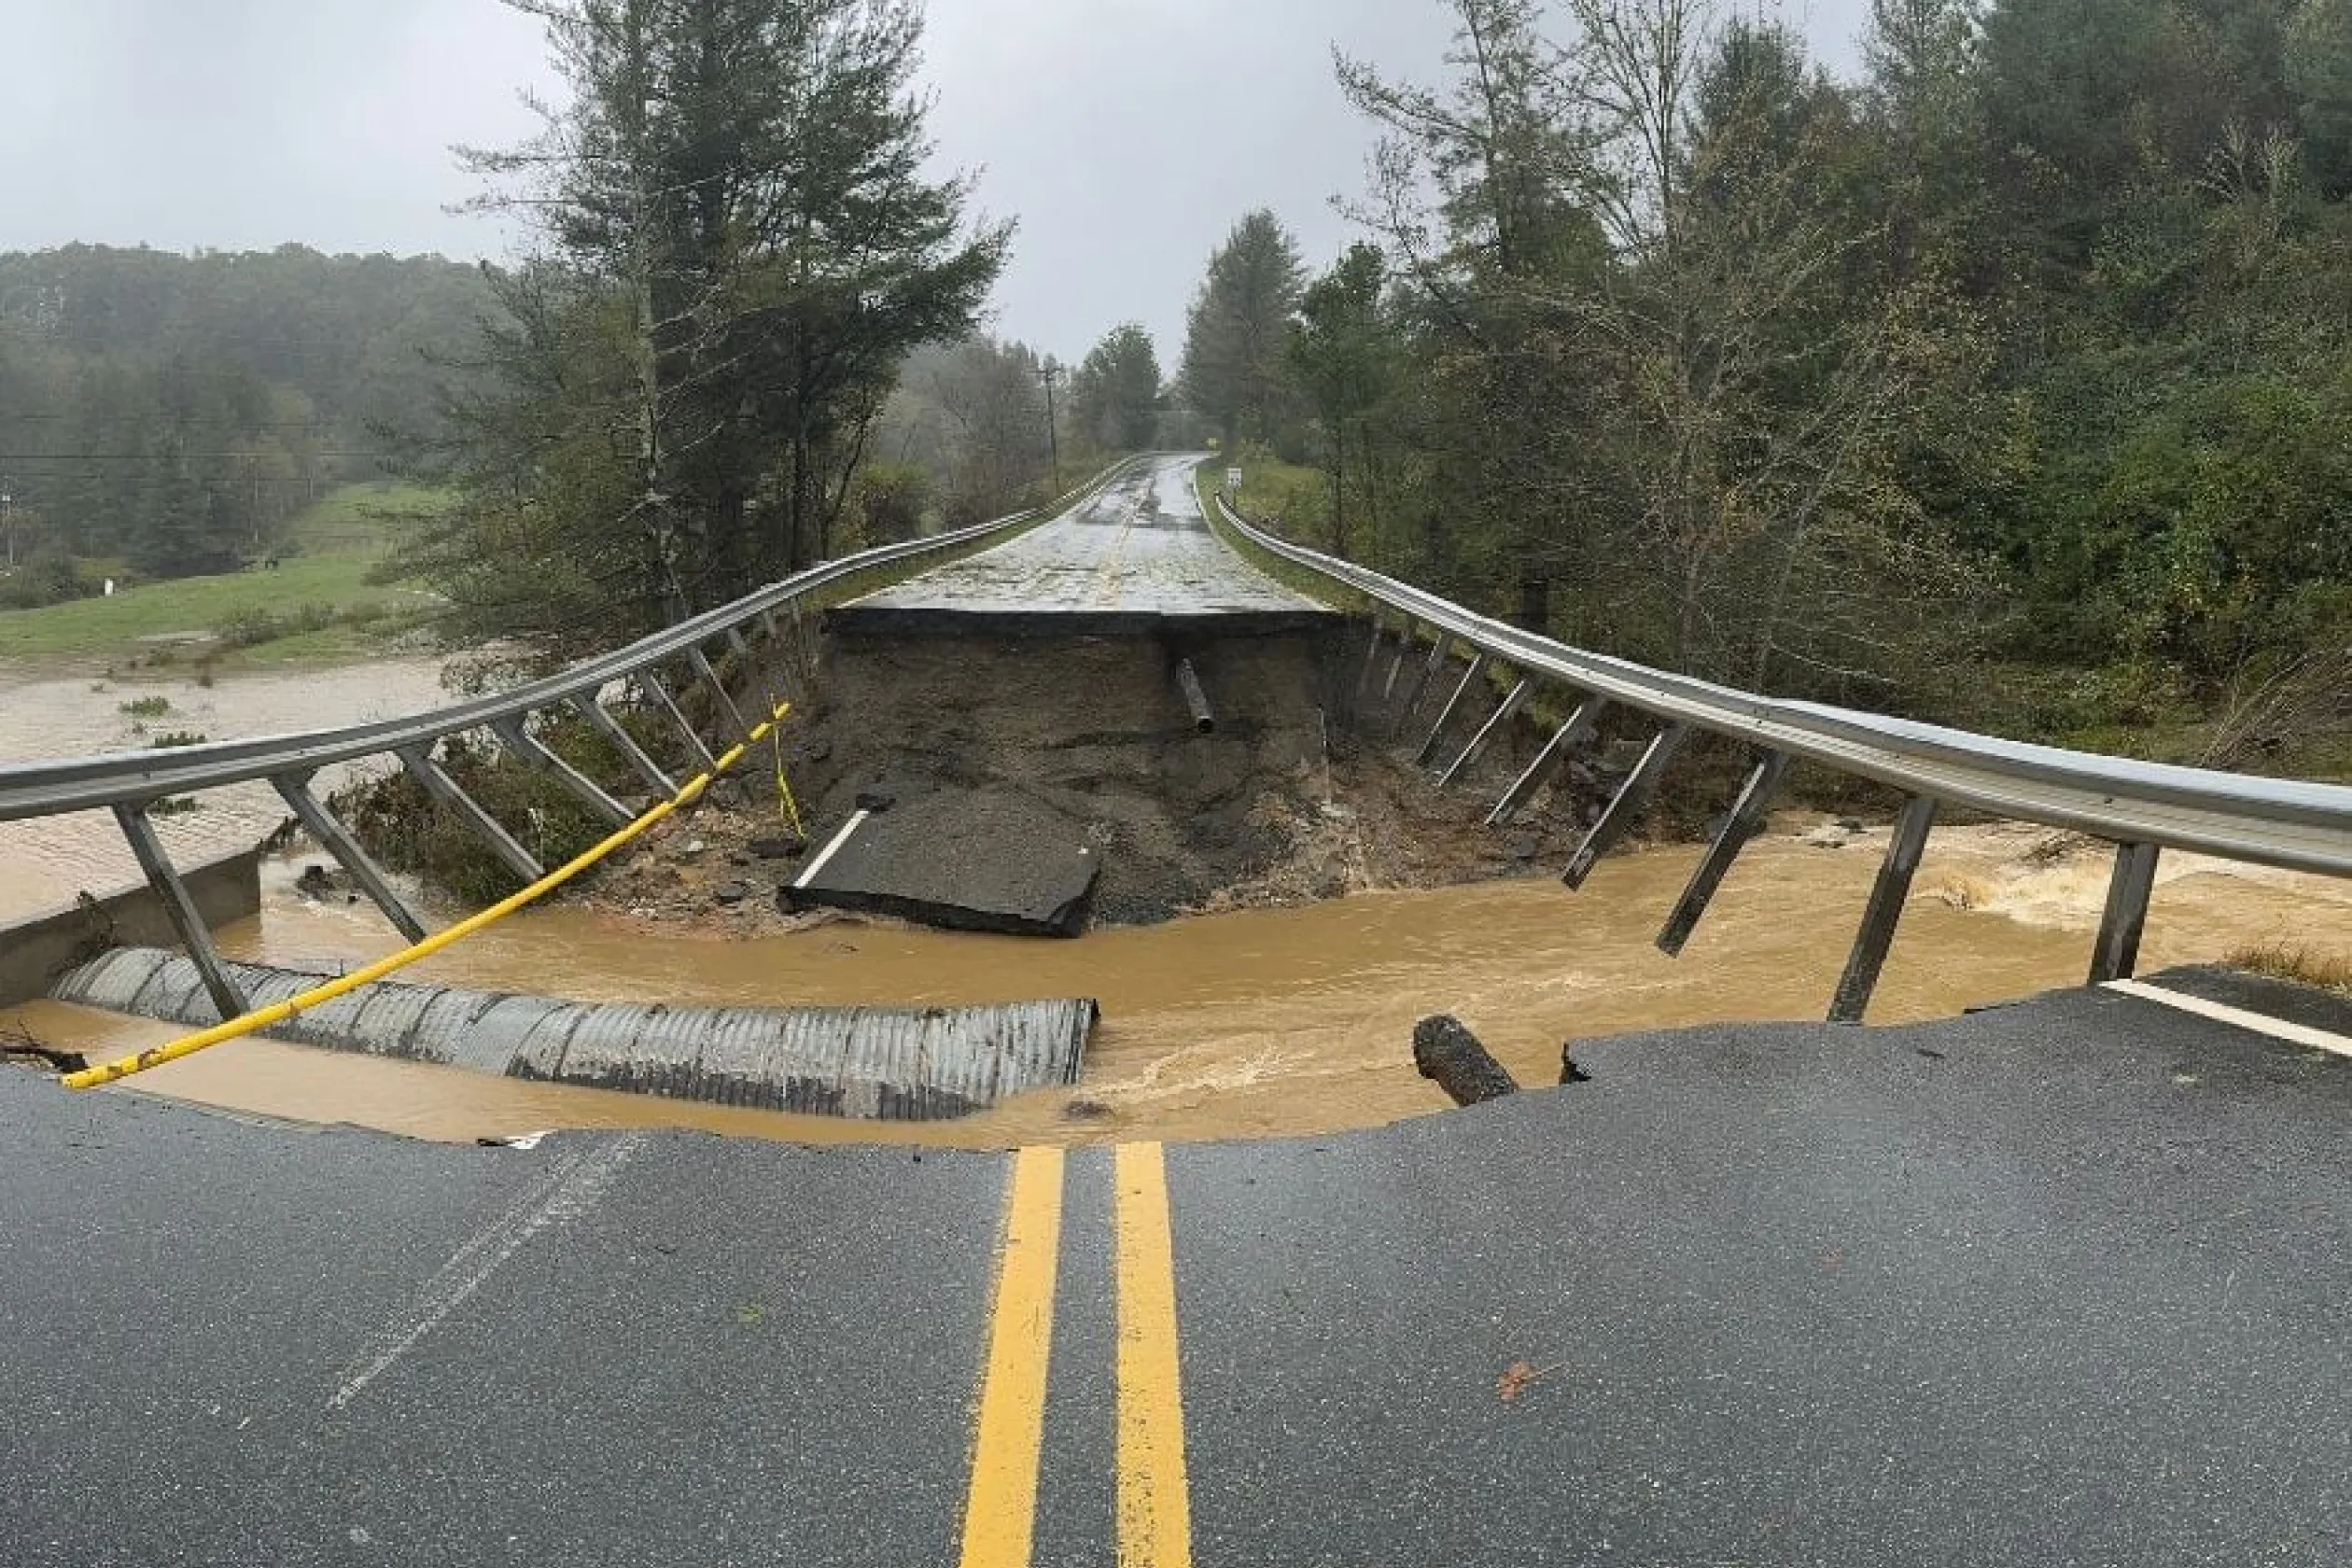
[1412,1014,1519,1106]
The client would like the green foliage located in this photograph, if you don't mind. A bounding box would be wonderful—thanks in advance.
[211,602,341,651]
[117,695,170,718]
[2291,0,2352,193]
[1179,211,1306,452]
[2047,374,2352,686]
[864,333,1067,529]
[1070,324,1164,453]
[847,462,933,547]
[0,540,429,665]
[401,0,1010,658]
[0,246,491,578]
[336,734,614,905]
[0,544,88,610]
[1286,245,1396,558]
[1205,0,2352,763]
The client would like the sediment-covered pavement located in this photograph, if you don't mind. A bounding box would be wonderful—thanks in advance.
[5,971,2348,1565]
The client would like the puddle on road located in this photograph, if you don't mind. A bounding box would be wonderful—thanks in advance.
[12,822,2345,1149]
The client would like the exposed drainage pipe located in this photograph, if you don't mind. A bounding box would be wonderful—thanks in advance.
[1175,658,1215,735]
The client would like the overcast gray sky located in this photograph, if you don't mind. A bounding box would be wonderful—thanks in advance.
[0,0,1871,363]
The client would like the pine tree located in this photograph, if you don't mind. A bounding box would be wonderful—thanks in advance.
[424,0,1009,646]
[1178,211,1304,453]
[1071,323,1162,452]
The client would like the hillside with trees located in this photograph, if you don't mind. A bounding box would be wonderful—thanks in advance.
[1188,0,2352,768]
[385,0,1018,652]
[0,245,490,592]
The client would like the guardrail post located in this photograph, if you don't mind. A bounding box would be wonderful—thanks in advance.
[1393,636,1452,735]
[1414,652,1488,765]
[686,647,751,738]
[638,670,720,774]
[725,626,751,660]
[1486,696,1605,827]
[1437,679,1533,787]
[270,773,429,944]
[395,743,547,885]
[1353,613,1390,712]
[1561,721,1690,889]
[1657,750,1791,957]
[487,714,632,828]
[111,802,250,1021]
[567,693,678,797]
[1380,621,1417,706]
[1827,794,1939,1023]
[2088,842,2161,983]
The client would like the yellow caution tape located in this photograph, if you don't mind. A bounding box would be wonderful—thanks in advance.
[765,688,805,839]
[62,701,793,1091]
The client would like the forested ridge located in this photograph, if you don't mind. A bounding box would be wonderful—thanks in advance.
[0,245,491,588]
[1182,0,2352,767]
[3,0,2344,773]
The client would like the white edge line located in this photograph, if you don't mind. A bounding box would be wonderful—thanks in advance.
[326,1133,644,1411]
[793,808,870,889]
[2103,978,2352,1058]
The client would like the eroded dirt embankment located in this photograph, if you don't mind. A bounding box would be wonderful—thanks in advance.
[588,622,1624,931]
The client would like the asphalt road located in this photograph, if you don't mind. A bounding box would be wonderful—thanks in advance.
[5,972,2348,1565]
[829,455,1332,636]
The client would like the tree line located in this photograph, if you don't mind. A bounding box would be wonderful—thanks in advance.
[1181,0,2352,756]
[387,0,1169,652]
[0,245,491,590]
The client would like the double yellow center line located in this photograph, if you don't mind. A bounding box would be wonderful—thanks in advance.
[959,1142,1193,1568]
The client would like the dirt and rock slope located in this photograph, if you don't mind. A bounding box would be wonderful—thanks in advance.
[586,622,1624,933]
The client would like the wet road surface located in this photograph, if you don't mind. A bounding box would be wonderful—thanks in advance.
[831,455,1332,636]
[8,971,2349,1566]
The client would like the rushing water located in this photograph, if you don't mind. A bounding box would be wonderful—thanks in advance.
[5,659,2346,1147]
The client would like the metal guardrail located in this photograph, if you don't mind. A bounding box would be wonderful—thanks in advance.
[0,457,1146,1018]
[1213,489,2352,1021]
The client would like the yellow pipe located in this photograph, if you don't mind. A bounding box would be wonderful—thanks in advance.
[63,702,791,1091]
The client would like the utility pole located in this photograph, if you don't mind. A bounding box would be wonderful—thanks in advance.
[1,485,13,571]
[1038,359,1063,494]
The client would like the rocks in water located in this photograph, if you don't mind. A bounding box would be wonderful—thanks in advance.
[1412,1014,1519,1107]
[294,863,357,904]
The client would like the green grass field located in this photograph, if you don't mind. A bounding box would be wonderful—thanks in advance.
[0,483,453,668]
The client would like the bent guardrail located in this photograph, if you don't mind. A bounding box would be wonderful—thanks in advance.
[0,456,1148,1019]
[1211,487,2352,1021]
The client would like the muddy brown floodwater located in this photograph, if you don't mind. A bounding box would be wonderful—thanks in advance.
[0,658,454,921]
[10,791,2347,1146]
